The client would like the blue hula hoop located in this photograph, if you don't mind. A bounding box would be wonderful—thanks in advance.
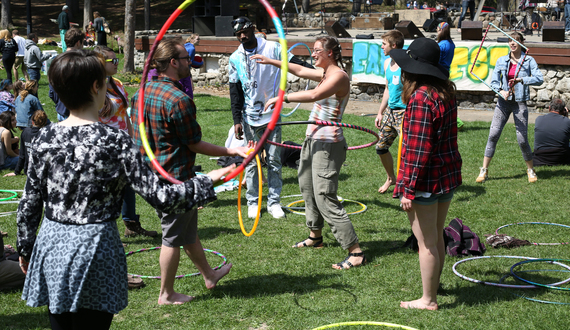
[500,269,570,305]
[272,42,313,117]
[511,258,570,291]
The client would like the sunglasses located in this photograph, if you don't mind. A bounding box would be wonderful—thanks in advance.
[106,58,119,65]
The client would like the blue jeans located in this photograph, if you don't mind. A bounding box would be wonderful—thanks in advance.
[242,121,283,207]
[122,185,140,223]
[1,156,18,170]
[564,3,570,31]
[27,68,41,83]
[458,0,475,28]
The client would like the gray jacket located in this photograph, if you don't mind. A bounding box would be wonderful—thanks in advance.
[24,39,51,69]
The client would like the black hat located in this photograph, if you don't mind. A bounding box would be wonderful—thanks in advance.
[232,17,254,35]
[389,38,449,81]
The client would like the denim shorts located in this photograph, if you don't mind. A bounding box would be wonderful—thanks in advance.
[413,190,455,205]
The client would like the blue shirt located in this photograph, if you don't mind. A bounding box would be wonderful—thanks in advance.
[385,60,406,110]
[438,39,455,72]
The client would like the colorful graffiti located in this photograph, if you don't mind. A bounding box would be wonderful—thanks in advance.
[352,40,510,91]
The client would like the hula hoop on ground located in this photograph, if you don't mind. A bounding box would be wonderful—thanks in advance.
[125,247,228,279]
[452,255,570,289]
[495,222,570,245]
[136,0,287,184]
[511,259,570,291]
[267,120,379,150]
[0,190,17,202]
[0,211,17,217]
[281,194,344,210]
[285,198,367,216]
[312,321,419,330]
[500,270,570,305]
[272,42,313,117]
[237,151,262,237]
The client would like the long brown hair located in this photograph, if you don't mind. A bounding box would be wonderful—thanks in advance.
[401,71,456,105]
[20,80,38,102]
[93,45,128,118]
[315,36,344,71]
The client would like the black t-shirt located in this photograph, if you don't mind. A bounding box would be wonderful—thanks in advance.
[534,112,570,150]
[0,38,18,59]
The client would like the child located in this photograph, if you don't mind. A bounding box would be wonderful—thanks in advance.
[15,80,42,128]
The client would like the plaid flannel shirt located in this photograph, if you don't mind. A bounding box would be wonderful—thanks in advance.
[393,86,462,200]
[131,76,201,182]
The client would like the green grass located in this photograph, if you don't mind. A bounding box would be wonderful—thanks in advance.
[2,66,570,329]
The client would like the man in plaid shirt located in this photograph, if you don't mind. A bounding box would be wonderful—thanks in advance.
[131,39,249,305]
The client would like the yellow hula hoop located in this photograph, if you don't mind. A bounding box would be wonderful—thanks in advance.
[396,118,404,176]
[237,151,262,237]
[312,321,419,330]
[285,198,367,216]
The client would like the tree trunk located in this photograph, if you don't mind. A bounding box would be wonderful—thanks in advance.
[123,0,136,73]
[144,0,150,30]
[301,0,310,13]
[1,0,10,29]
[66,0,79,21]
[84,0,92,31]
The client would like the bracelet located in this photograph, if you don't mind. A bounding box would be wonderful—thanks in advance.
[284,94,290,103]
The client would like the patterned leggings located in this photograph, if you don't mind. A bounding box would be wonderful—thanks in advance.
[484,99,533,161]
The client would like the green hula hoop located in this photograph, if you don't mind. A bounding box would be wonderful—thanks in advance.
[312,321,418,330]
[0,190,17,202]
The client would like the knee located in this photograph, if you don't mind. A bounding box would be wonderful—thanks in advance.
[376,148,389,155]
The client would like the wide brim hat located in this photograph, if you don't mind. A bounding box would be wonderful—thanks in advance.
[389,37,449,81]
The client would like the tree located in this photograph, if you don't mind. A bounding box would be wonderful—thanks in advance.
[301,0,310,13]
[123,0,136,73]
[145,0,150,30]
[84,0,92,31]
[1,0,11,29]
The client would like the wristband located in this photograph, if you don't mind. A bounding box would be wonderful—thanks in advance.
[284,94,290,103]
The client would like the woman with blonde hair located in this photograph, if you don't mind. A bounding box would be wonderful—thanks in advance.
[15,80,42,128]
[0,29,19,83]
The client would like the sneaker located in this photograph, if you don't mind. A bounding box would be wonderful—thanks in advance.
[527,168,537,183]
[124,221,158,238]
[565,30,570,35]
[248,205,259,219]
[475,167,488,183]
[268,204,286,219]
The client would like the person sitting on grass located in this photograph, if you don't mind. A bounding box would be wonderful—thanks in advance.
[0,79,15,113]
[17,48,237,330]
[533,98,570,166]
[15,80,42,129]
[0,111,19,171]
[4,110,49,177]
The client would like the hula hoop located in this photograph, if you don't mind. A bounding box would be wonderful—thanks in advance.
[136,0,287,184]
[0,190,17,202]
[396,117,403,176]
[268,120,379,150]
[285,198,367,216]
[495,222,570,246]
[281,194,344,210]
[452,255,570,289]
[272,42,313,117]
[312,321,418,330]
[237,151,262,237]
[500,270,570,305]
[0,210,17,217]
[125,247,228,279]
[470,23,528,101]
[511,259,570,291]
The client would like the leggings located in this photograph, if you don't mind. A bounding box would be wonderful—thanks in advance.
[49,308,114,330]
[484,99,533,161]
[3,54,15,83]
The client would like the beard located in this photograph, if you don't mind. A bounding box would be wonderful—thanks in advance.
[178,64,190,80]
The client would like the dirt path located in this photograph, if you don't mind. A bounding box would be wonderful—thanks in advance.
[194,86,541,124]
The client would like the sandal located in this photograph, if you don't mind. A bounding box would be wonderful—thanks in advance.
[292,236,323,248]
[334,252,367,270]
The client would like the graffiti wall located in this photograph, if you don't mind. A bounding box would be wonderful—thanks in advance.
[352,40,510,91]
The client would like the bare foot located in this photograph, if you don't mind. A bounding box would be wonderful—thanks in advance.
[378,177,395,194]
[158,292,195,305]
[331,254,366,270]
[400,299,438,310]
[204,263,233,290]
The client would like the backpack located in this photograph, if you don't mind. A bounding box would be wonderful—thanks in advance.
[101,17,111,34]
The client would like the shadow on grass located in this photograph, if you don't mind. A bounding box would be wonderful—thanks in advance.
[460,125,489,132]
[453,184,486,202]
[199,226,241,239]
[533,167,570,179]
[208,273,350,299]
[2,311,51,329]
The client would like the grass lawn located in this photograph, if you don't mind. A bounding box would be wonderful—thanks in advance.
[1,53,570,329]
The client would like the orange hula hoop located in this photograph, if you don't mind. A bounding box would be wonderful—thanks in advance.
[237,151,263,237]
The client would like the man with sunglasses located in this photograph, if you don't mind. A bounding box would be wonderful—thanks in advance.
[131,38,249,305]
[49,28,85,122]
[229,17,313,219]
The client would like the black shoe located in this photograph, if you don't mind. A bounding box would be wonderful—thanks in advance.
[124,221,158,238]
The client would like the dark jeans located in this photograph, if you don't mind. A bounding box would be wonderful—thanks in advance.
[27,68,41,83]
[458,0,475,28]
[122,185,140,223]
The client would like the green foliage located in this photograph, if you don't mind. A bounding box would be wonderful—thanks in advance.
[1,88,570,329]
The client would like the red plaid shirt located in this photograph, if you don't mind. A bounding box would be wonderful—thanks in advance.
[393,86,462,200]
[131,76,202,182]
